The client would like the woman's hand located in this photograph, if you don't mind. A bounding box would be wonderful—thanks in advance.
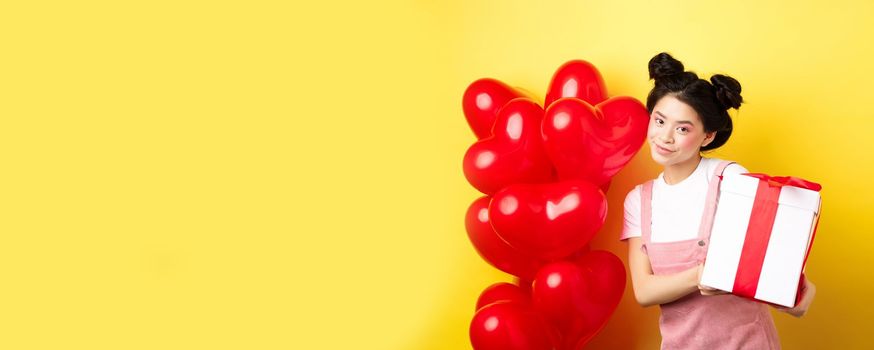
[775,276,816,317]
[696,263,728,296]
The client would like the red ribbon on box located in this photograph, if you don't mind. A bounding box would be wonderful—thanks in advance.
[728,173,822,303]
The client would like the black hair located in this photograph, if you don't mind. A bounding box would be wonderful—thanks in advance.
[646,52,743,151]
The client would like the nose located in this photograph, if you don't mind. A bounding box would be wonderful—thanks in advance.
[657,129,673,144]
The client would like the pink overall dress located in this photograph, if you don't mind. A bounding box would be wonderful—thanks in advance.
[639,160,781,349]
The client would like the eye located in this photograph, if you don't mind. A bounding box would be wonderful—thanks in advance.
[655,118,664,126]
[677,127,689,134]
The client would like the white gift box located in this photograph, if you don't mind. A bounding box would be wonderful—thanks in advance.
[700,173,822,308]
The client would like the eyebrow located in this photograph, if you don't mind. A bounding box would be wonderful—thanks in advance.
[655,111,694,126]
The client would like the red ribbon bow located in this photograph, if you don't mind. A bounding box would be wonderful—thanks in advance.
[742,173,822,192]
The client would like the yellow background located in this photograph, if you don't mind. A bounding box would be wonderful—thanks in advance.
[2,0,872,349]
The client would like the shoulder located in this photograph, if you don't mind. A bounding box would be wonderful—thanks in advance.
[623,183,645,210]
[703,157,750,177]
[622,184,643,223]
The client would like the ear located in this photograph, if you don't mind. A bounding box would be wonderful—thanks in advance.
[702,131,716,147]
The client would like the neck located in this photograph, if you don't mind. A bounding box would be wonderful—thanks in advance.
[663,154,703,185]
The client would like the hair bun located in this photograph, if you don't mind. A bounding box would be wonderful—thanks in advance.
[648,52,685,81]
[710,74,743,110]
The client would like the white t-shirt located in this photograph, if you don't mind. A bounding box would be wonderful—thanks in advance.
[620,157,750,243]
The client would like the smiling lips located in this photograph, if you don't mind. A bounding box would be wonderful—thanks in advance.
[654,142,674,154]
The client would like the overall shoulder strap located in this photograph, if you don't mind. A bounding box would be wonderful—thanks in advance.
[640,180,654,245]
[697,160,736,239]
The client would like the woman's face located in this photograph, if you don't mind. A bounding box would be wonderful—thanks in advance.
[647,95,715,167]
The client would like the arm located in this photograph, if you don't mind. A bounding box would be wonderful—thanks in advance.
[626,237,701,307]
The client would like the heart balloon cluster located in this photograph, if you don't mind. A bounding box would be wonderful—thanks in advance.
[463,60,649,350]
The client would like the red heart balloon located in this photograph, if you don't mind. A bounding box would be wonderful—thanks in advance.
[599,179,612,194]
[532,250,626,350]
[545,60,608,108]
[569,243,592,260]
[542,96,649,187]
[469,301,556,350]
[466,196,548,280]
[476,282,531,311]
[514,276,534,295]
[489,180,607,260]
[463,78,528,139]
[463,98,556,195]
